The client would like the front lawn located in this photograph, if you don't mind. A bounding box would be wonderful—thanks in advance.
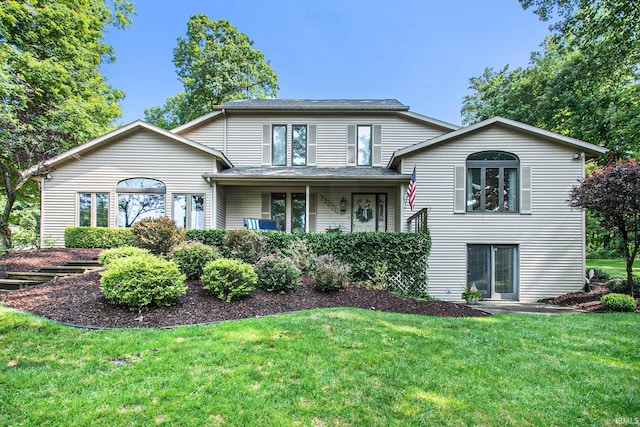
[587,258,640,279]
[1,306,638,426]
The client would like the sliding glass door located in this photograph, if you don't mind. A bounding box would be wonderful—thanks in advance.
[467,245,518,300]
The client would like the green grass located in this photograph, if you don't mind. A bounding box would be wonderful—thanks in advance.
[1,306,639,426]
[587,258,640,279]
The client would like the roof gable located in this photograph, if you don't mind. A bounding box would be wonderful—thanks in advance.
[388,116,608,167]
[29,120,232,175]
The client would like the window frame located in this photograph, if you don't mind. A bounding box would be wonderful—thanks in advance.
[291,124,307,166]
[271,193,286,231]
[272,124,287,166]
[357,125,372,166]
[78,192,109,227]
[116,178,166,227]
[466,151,519,213]
[172,193,205,229]
[291,193,306,233]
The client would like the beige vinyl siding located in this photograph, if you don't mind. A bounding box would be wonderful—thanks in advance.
[402,126,586,302]
[183,112,449,167]
[41,129,216,246]
[216,184,226,229]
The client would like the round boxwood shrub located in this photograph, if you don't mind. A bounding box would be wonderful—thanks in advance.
[132,217,186,255]
[255,251,301,293]
[201,258,257,302]
[98,246,151,267]
[601,293,637,312]
[170,241,219,280]
[313,254,351,292]
[100,254,187,310]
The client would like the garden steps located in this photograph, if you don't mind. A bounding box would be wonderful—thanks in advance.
[0,259,102,290]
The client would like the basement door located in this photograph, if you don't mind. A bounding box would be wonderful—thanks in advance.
[467,244,518,300]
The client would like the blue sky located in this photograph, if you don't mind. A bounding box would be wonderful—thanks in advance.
[102,0,553,126]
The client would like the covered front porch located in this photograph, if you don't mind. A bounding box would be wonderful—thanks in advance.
[202,167,412,233]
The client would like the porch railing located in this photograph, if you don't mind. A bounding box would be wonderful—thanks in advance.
[407,207,428,233]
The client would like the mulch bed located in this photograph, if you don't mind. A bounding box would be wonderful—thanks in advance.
[1,249,488,328]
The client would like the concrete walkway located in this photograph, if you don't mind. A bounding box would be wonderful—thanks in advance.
[459,301,586,315]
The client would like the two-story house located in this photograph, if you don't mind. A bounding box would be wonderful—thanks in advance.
[35,99,607,301]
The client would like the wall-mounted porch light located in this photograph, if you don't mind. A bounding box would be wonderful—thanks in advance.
[340,197,347,213]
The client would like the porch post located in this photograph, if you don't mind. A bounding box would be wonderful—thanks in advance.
[305,185,310,232]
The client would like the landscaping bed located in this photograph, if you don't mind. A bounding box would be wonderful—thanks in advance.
[1,249,487,328]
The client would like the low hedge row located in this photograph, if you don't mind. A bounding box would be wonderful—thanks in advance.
[66,226,431,292]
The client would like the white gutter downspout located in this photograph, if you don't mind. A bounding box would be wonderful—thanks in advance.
[222,109,227,154]
[40,176,46,247]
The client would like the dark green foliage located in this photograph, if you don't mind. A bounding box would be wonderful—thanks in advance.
[589,269,610,281]
[65,226,135,248]
[303,232,430,285]
[201,258,257,302]
[313,254,350,292]
[605,278,640,296]
[185,229,227,247]
[170,241,219,280]
[100,254,187,310]
[132,217,186,255]
[98,246,151,266]
[221,230,268,264]
[255,252,301,293]
[600,293,637,312]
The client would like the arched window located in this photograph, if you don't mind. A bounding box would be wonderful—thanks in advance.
[466,151,519,212]
[117,178,166,227]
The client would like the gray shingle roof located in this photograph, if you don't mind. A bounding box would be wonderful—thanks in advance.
[203,167,409,182]
[216,99,409,111]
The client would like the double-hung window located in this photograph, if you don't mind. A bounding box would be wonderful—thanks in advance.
[173,194,205,229]
[466,151,519,213]
[78,193,109,227]
[292,125,307,166]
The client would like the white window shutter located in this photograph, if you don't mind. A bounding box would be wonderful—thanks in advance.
[372,125,382,166]
[262,125,271,166]
[309,193,316,232]
[521,166,532,214]
[308,125,317,166]
[346,125,356,166]
[454,165,466,213]
[261,194,270,219]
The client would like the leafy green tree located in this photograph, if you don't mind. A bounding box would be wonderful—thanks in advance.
[569,161,640,296]
[0,0,134,251]
[145,15,279,128]
[462,1,640,160]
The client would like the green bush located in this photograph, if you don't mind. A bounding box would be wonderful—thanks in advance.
[100,254,187,309]
[185,229,227,247]
[201,258,257,302]
[170,241,219,280]
[222,230,268,264]
[313,254,350,292]
[255,252,301,293]
[132,217,185,255]
[588,269,610,281]
[600,293,637,312]
[284,240,317,275]
[65,226,135,248]
[98,246,151,266]
[605,278,640,295]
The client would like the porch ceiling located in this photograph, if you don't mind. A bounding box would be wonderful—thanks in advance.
[202,166,410,185]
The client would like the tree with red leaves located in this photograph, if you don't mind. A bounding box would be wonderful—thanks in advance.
[569,161,640,296]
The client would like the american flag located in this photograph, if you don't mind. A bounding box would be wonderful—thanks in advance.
[406,166,417,210]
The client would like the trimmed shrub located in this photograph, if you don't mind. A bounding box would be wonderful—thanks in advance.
[65,226,135,248]
[98,246,151,266]
[605,278,640,295]
[284,240,317,275]
[222,230,268,264]
[170,241,219,280]
[255,252,301,293]
[313,254,350,292]
[132,217,185,255]
[201,258,257,302]
[100,254,187,310]
[601,293,637,312]
[186,229,227,247]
